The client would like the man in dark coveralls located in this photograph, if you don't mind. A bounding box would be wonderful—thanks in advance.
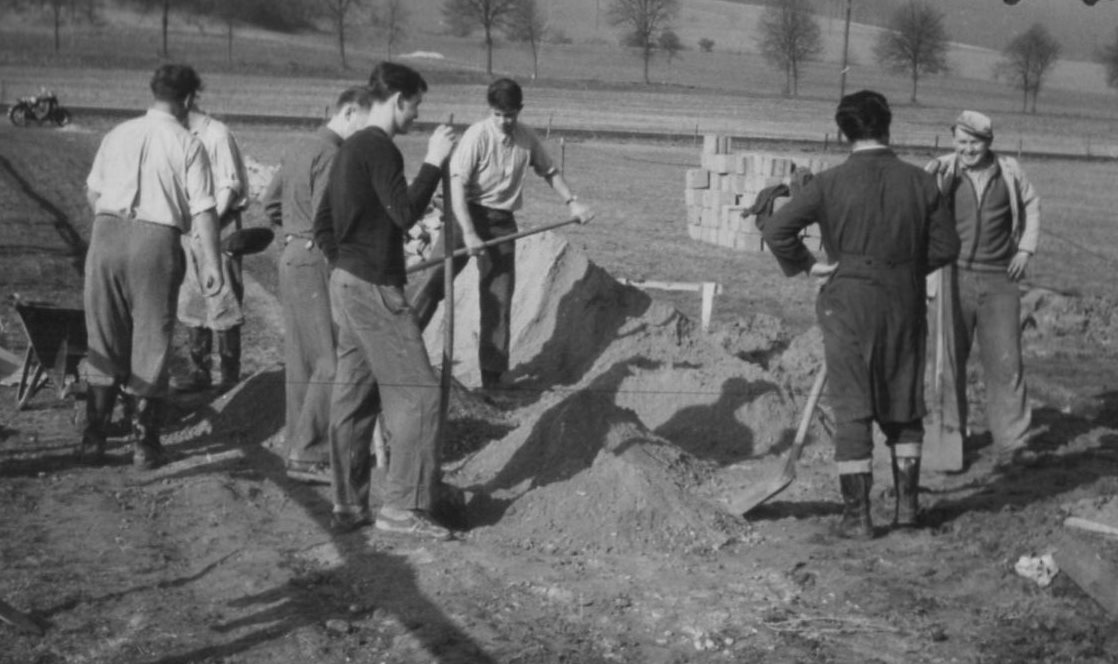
[763,91,960,539]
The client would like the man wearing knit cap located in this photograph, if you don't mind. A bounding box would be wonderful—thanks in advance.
[763,90,959,539]
[926,110,1040,468]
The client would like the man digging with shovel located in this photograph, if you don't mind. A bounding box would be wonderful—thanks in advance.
[763,91,959,538]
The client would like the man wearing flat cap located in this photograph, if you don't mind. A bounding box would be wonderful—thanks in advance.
[763,90,960,539]
[925,110,1040,469]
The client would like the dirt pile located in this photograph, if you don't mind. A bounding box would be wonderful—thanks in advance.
[436,230,817,552]
[1022,287,1118,345]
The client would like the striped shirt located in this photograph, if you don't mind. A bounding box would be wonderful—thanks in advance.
[450,117,556,211]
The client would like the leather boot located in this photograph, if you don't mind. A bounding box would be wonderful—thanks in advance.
[132,398,167,470]
[833,473,874,540]
[78,384,117,464]
[216,326,241,392]
[171,326,212,392]
[891,454,921,528]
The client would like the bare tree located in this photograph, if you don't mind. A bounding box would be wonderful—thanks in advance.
[996,23,1061,114]
[121,0,177,57]
[442,0,519,76]
[873,0,949,103]
[757,0,822,97]
[505,0,547,79]
[316,0,364,69]
[375,0,409,61]
[1099,27,1118,90]
[607,0,680,85]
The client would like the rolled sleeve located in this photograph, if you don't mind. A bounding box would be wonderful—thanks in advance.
[185,140,217,217]
[526,128,556,177]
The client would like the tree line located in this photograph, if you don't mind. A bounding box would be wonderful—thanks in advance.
[6,0,1118,113]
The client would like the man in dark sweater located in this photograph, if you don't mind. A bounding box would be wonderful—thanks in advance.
[313,62,457,539]
[763,91,959,539]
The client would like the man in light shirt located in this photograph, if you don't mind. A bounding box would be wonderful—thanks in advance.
[406,77,593,390]
[172,97,251,393]
[82,64,224,469]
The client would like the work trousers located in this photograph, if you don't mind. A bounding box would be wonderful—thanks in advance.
[279,239,334,464]
[406,205,517,375]
[83,214,185,398]
[834,418,924,475]
[952,268,1031,450]
[328,270,442,515]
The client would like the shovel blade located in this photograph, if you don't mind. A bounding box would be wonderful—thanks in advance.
[722,471,795,517]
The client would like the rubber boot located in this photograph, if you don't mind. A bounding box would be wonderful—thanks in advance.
[132,398,167,470]
[216,326,241,392]
[891,455,921,528]
[78,384,117,464]
[171,326,212,392]
[833,473,874,540]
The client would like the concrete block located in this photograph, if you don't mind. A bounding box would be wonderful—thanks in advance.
[686,205,701,225]
[722,205,747,230]
[702,134,721,155]
[700,207,719,228]
[701,152,736,174]
[735,230,766,252]
[687,223,702,241]
[685,168,710,189]
[684,188,700,207]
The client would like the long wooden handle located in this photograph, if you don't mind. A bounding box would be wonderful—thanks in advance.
[780,364,827,477]
[406,217,581,274]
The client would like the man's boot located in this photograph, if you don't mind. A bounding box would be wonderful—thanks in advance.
[891,454,921,528]
[833,473,874,540]
[216,325,241,392]
[171,326,212,392]
[132,398,167,470]
[77,384,117,464]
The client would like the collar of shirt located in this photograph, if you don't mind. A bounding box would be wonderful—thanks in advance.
[146,107,182,125]
[317,126,343,147]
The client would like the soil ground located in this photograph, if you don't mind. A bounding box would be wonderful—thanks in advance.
[2,119,1118,664]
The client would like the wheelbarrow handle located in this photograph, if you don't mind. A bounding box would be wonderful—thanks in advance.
[406,217,582,274]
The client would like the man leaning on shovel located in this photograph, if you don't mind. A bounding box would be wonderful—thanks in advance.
[405,77,594,392]
[763,91,960,539]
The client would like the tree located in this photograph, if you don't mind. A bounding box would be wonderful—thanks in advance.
[698,37,714,53]
[505,0,547,80]
[442,0,519,76]
[374,0,409,61]
[757,0,822,97]
[658,28,682,65]
[873,1,949,103]
[1099,27,1118,90]
[607,0,680,85]
[996,22,1061,114]
[317,0,364,69]
[121,0,177,58]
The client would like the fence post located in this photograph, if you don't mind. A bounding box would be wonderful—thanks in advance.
[560,137,566,172]
[546,112,553,140]
[823,132,829,152]
[694,121,699,147]
[934,135,939,151]
[1017,137,1023,160]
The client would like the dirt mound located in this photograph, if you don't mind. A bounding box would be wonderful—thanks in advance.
[437,231,823,553]
[1023,287,1118,344]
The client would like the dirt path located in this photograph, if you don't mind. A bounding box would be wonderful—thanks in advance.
[3,123,1118,664]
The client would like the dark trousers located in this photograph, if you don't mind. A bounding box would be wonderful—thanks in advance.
[328,270,442,514]
[406,205,517,375]
[83,215,184,398]
[280,240,334,464]
[953,268,1030,449]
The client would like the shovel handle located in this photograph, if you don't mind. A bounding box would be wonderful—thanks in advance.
[780,364,827,478]
[406,217,581,274]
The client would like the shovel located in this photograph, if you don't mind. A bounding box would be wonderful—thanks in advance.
[722,365,827,517]
[406,217,582,274]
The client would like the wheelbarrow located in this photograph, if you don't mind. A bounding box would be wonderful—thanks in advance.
[12,300,86,410]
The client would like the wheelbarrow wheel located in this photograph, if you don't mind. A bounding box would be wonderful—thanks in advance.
[16,349,47,411]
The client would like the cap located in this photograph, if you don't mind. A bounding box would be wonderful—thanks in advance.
[952,110,993,140]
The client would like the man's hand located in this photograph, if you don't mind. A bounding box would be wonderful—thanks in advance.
[924,158,949,176]
[1007,250,1030,281]
[463,232,485,257]
[200,260,224,297]
[809,261,838,290]
[569,199,594,224]
[424,124,458,167]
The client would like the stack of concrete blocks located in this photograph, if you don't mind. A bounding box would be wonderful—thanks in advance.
[684,134,829,252]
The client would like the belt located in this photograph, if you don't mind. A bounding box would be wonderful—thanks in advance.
[841,253,913,269]
[285,234,315,250]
